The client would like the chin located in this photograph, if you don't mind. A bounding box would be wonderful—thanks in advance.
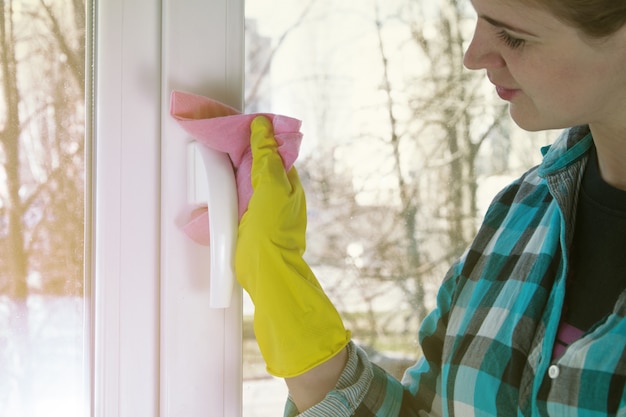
[508,106,571,133]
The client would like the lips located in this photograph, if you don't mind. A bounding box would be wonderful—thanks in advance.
[495,85,520,101]
[488,74,520,101]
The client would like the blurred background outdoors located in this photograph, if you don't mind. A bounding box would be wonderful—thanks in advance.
[242,0,555,414]
[0,0,85,416]
[0,0,556,416]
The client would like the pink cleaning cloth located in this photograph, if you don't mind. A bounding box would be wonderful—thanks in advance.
[170,90,303,245]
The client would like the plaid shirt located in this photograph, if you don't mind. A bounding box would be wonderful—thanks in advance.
[285,126,626,416]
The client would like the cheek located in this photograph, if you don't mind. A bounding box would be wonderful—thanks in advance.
[505,59,592,130]
[515,57,586,106]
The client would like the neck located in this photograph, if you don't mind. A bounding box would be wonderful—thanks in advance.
[589,125,626,191]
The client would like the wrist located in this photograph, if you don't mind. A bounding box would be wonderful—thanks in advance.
[285,346,349,413]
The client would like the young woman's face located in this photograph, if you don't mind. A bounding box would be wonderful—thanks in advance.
[464,0,626,132]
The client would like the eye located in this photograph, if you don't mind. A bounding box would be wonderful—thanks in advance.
[497,30,526,49]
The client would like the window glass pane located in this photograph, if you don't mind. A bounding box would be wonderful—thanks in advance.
[0,0,87,415]
[243,0,552,414]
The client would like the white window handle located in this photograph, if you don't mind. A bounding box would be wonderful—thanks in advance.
[192,142,238,308]
[171,90,302,310]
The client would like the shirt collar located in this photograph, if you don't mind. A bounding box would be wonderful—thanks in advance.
[538,126,593,178]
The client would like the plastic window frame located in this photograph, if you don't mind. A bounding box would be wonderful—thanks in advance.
[90,0,243,415]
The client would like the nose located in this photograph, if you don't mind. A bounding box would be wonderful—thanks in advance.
[463,21,506,70]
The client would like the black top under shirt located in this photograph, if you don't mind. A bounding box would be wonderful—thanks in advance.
[563,144,626,332]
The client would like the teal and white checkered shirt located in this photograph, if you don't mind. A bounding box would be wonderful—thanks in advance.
[286,126,626,416]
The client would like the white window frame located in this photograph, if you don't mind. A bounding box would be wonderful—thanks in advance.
[91,0,244,415]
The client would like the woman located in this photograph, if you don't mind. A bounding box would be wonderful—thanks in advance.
[235,0,626,415]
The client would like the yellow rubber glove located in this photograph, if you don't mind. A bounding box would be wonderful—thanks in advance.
[235,115,351,378]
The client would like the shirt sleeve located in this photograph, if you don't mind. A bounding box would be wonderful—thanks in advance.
[283,260,462,417]
[283,341,404,416]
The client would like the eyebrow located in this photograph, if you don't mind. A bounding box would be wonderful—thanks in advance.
[480,14,538,36]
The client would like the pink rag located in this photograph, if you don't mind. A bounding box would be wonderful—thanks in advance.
[170,90,303,245]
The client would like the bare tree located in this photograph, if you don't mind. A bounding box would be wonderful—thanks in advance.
[0,0,85,411]
[404,0,508,253]
[0,0,85,298]
[295,0,512,346]
[243,0,524,358]
[1,0,29,299]
[245,0,319,109]
[336,0,511,331]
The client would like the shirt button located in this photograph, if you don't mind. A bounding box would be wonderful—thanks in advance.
[548,365,560,379]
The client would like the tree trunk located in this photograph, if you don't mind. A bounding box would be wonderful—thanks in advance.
[0,0,28,299]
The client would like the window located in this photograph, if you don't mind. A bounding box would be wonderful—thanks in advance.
[3,0,247,416]
[0,0,86,415]
[95,0,244,415]
[1,0,554,415]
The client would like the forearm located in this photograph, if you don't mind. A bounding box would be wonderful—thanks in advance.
[285,346,349,413]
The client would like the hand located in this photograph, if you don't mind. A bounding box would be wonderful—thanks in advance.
[235,116,350,378]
